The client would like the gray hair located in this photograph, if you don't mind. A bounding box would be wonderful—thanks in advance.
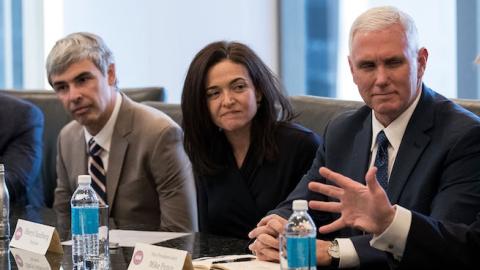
[349,6,419,56]
[46,32,117,88]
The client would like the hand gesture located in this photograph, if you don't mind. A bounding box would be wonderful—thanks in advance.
[308,166,395,235]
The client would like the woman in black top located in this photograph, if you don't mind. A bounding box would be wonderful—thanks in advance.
[181,41,321,239]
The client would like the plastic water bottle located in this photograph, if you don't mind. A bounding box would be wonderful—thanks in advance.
[71,175,99,269]
[0,164,10,240]
[280,200,316,270]
[0,239,10,270]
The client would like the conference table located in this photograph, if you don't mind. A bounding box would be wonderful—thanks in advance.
[3,205,251,269]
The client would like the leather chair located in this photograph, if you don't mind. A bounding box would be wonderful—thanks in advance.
[143,96,364,136]
[288,96,364,136]
[452,98,480,116]
[143,94,480,139]
[2,87,165,207]
[142,102,183,126]
[289,95,480,136]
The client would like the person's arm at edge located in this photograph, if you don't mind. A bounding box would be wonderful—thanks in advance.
[3,103,43,203]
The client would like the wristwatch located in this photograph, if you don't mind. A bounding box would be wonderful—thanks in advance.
[327,240,340,267]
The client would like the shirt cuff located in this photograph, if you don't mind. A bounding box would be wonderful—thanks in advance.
[336,238,360,268]
[370,205,412,260]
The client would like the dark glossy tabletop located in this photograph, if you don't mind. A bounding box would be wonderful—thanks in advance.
[2,206,251,269]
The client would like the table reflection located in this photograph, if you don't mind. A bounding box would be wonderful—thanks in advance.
[5,206,250,269]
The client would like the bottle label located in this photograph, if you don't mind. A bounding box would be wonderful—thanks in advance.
[286,236,316,268]
[2,207,8,219]
[71,206,99,235]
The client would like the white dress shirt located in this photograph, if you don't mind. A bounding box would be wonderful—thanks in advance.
[84,92,122,172]
[336,90,422,268]
[370,205,412,260]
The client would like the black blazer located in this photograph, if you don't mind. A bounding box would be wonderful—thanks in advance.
[272,85,480,269]
[196,123,321,239]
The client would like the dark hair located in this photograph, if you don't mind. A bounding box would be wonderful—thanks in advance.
[181,41,294,176]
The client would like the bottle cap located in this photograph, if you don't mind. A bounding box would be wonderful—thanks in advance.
[78,175,92,185]
[292,200,308,211]
[0,164,4,172]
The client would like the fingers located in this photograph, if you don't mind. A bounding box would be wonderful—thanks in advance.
[318,218,346,234]
[256,214,283,227]
[256,247,280,262]
[266,217,286,234]
[365,167,379,191]
[258,233,279,249]
[248,237,280,262]
[319,167,355,189]
[308,181,343,199]
[309,200,341,213]
[248,225,276,239]
[255,249,277,261]
[248,215,286,262]
[249,214,286,239]
[365,166,382,192]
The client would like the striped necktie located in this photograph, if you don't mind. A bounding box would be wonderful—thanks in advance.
[374,131,389,191]
[88,138,107,204]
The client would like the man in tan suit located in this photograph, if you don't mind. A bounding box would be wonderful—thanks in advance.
[49,32,197,232]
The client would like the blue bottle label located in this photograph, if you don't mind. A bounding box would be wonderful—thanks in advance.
[286,236,317,268]
[71,206,99,235]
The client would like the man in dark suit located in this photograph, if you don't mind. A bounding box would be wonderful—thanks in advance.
[248,6,480,269]
[0,93,43,205]
[307,54,480,270]
[49,32,198,231]
[309,166,480,269]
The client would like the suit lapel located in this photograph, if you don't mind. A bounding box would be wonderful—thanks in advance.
[388,87,433,203]
[70,126,89,191]
[348,109,372,184]
[106,94,133,207]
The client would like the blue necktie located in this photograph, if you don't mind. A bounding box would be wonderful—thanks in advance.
[374,131,389,190]
[88,138,107,204]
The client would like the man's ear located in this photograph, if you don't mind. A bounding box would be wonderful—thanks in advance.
[348,56,358,84]
[107,63,116,86]
[417,47,428,79]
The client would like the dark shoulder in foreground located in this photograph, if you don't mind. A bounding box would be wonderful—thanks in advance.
[0,92,43,126]
[275,122,322,145]
[430,89,480,126]
[323,104,371,137]
[0,92,42,114]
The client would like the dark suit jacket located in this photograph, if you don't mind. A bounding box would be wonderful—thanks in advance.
[272,86,480,268]
[54,94,198,232]
[396,211,480,269]
[0,93,43,205]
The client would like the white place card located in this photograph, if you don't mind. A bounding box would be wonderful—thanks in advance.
[128,243,193,270]
[9,219,63,255]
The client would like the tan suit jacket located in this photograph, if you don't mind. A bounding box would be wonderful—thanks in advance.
[53,94,198,232]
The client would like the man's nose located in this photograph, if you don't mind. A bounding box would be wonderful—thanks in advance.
[68,85,82,103]
[375,66,389,87]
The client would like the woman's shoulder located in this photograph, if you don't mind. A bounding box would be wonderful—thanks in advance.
[276,121,320,136]
[275,122,322,145]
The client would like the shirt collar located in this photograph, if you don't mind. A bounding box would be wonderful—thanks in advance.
[84,92,122,152]
[371,88,422,152]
